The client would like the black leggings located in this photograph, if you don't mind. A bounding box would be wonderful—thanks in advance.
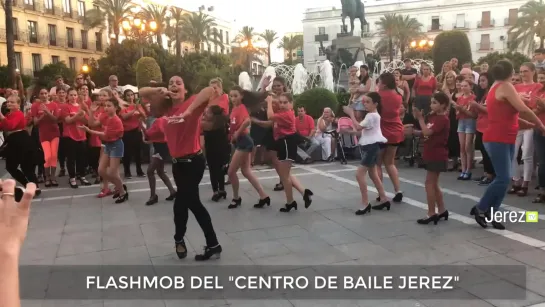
[65,138,86,178]
[5,131,38,186]
[88,146,101,173]
[58,126,67,170]
[172,153,219,247]
[475,131,495,175]
[31,127,45,176]
[204,129,229,193]
[122,128,144,175]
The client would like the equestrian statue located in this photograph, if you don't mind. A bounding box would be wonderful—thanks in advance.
[341,0,368,37]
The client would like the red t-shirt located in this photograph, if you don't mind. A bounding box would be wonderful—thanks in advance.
[423,114,450,161]
[483,83,519,144]
[101,114,124,143]
[378,90,404,144]
[537,91,545,125]
[212,94,230,114]
[145,117,167,143]
[60,103,87,141]
[30,101,60,142]
[296,114,315,137]
[88,107,105,147]
[414,76,437,96]
[456,94,476,120]
[162,95,207,158]
[272,110,296,140]
[229,104,249,137]
[476,99,488,133]
[0,110,26,131]
[515,83,543,110]
[120,104,141,131]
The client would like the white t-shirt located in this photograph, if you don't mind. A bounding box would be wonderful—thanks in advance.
[358,112,387,146]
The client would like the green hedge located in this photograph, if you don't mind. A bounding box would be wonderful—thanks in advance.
[432,31,472,74]
[294,88,338,118]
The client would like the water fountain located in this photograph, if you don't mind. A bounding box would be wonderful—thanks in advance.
[291,64,308,95]
[320,60,335,92]
[256,66,277,92]
[381,59,434,74]
[238,72,253,91]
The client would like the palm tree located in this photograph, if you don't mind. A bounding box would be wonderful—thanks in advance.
[143,4,169,45]
[508,0,545,53]
[165,6,185,69]
[260,29,278,65]
[394,15,423,59]
[278,34,303,64]
[233,26,264,71]
[179,11,223,52]
[82,0,135,43]
[3,0,16,87]
[374,13,399,62]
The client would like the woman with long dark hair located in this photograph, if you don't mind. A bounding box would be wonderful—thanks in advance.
[120,89,145,178]
[471,72,495,185]
[55,87,68,178]
[139,76,222,261]
[202,105,230,202]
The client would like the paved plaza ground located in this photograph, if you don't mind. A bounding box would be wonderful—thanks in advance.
[16,160,545,307]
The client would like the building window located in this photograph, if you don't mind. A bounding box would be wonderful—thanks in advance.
[63,0,71,15]
[81,30,88,49]
[48,24,57,46]
[82,58,89,65]
[24,0,34,9]
[32,53,42,74]
[431,16,440,31]
[455,14,465,28]
[77,1,85,16]
[479,34,491,50]
[27,21,38,44]
[52,56,60,64]
[15,52,22,70]
[66,27,74,47]
[480,11,492,28]
[44,0,53,11]
[95,32,102,51]
[69,57,76,70]
[12,18,19,41]
[507,8,518,26]
[318,27,325,35]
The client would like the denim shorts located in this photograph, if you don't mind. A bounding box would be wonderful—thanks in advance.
[352,99,365,111]
[457,118,476,134]
[103,139,124,158]
[234,134,254,152]
[359,143,381,167]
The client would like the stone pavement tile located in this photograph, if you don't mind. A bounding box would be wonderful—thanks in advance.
[464,279,544,307]
[28,211,68,231]
[240,240,292,259]
[100,246,151,265]
[64,209,102,234]
[418,288,494,307]
[140,221,174,245]
[252,253,315,267]
[24,228,63,248]
[164,299,227,307]
[40,300,104,307]
[424,262,498,289]
[431,242,499,263]
[225,300,294,307]
[303,218,365,246]
[334,240,392,261]
[470,234,537,254]
[55,251,103,265]
[387,248,453,266]
[227,229,272,244]
[524,276,545,297]
[277,233,332,254]
[21,300,44,307]
[101,205,139,229]
[265,225,309,240]
[506,249,545,270]
[368,235,432,254]
[103,300,166,307]
[146,242,178,258]
[19,244,59,265]
[102,224,145,251]
[57,231,102,257]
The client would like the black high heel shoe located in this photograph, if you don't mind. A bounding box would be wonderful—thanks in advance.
[303,189,313,208]
[146,195,158,206]
[195,245,222,261]
[79,177,91,186]
[470,205,488,228]
[69,178,78,189]
[417,214,439,225]
[113,184,128,198]
[115,190,129,203]
[228,197,241,209]
[279,201,297,212]
[355,204,371,215]
[166,192,176,201]
[211,191,227,202]
[437,210,449,221]
[372,201,391,211]
[175,241,187,259]
[253,196,271,208]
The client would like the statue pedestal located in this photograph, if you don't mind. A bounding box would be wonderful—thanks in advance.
[330,35,370,90]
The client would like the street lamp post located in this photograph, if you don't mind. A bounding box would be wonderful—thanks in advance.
[122,17,158,58]
[410,39,434,59]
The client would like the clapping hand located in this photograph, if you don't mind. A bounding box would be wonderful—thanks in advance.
[412,107,423,120]
[77,125,90,132]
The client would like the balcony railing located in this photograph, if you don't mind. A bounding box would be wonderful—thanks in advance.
[14,30,26,42]
[452,21,470,29]
[315,34,328,42]
[477,19,495,28]
[63,10,74,18]
[428,24,443,32]
[28,33,39,44]
[44,4,56,15]
[66,38,74,48]
[24,2,36,10]
[477,42,494,51]
[48,35,66,47]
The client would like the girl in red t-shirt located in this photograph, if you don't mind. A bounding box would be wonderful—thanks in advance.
[86,88,111,190]
[56,87,68,177]
[267,93,313,212]
[453,79,477,180]
[120,89,146,178]
[412,92,451,225]
[30,88,60,187]
[80,98,128,204]
[226,87,270,209]
[59,88,90,188]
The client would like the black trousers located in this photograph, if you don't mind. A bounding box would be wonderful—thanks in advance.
[88,146,101,173]
[65,138,86,178]
[475,131,495,175]
[172,153,219,247]
[204,129,229,193]
[122,128,143,175]
[58,136,68,169]
[31,127,45,176]
[5,131,38,186]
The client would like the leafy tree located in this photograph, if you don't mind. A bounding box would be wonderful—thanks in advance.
[294,88,338,118]
[165,7,186,71]
[2,0,16,88]
[142,4,169,44]
[0,66,32,89]
[260,29,278,65]
[233,26,264,72]
[278,34,303,63]
[508,0,545,53]
[476,51,532,70]
[89,39,144,86]
[177,52,235,96]
[34,62,76,88]
[432,31,472,75]
[135,57,162,88]
[404,49,432,60]
[374,14,423,60]
[82,0,135,43]
[180,11,223,52]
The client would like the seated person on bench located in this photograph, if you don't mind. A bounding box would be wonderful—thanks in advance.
[310,107,337,162]
[295,106,316,163]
